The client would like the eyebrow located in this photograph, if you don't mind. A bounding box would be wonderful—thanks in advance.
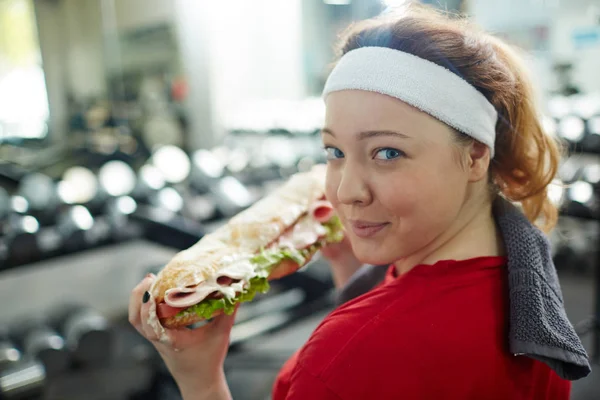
[321,128,410,140]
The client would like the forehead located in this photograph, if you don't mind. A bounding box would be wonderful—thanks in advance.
[324,90,452,138]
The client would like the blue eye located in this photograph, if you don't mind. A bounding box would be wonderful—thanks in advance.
[375,148,403,160]
[324,146,344,160]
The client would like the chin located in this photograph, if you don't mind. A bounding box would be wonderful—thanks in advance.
[350,239,400,266]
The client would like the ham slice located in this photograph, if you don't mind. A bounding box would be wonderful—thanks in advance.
[310,200,334,222]
[164,277,244,308]
[165,286,212,308]
[277,214,327,250]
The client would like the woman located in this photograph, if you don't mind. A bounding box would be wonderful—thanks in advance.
[129,5,589,399]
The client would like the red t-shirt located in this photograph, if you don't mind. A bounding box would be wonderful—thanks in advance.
[272,256,570,400]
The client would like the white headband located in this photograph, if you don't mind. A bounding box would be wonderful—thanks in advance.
[322,46,498,157]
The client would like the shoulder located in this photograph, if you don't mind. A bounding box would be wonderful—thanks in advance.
[300,265,509,368]
[283,258,570,399]
[294,268,518,395]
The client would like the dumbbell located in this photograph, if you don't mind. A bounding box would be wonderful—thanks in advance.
[211,176,255,218]
[151,145,203,221]
[151,145,191,186]
[53,306,113,367]
[132,164,166,201]
[98,161,137,199]
[584,115,600,152]
[0,330,20,372]
[0,188,10,222]
[97,161,149,240]
[56,166,100,213]
[17,173,60,226]
[557,115,585,143]
[104,196,141,240]
[12,321,70,378]
[187,150,223,220]
[0,359,46,400]
[0,188,10,267]
[185,194,218,222]
[582,163,600,187]
[55,205,97,252]
[567,180,597,216]
[133,165,199,218]
[4,214,41,267]
[190,149,225,193]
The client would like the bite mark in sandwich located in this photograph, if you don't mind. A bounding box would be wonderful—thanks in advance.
[148,165,344,334]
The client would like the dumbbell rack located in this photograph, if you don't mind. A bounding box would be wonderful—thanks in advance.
[570,210,600,364]
[560,140,600,365]
[584,211,600,364]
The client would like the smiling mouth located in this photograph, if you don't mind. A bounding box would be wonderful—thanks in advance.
[349,221,389,238]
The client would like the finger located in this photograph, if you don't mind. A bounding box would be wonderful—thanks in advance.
[206,305,238,335]
[139,290,164,342]
[170,306,239,349]
[128,274,155,331]
[320,236,352,259]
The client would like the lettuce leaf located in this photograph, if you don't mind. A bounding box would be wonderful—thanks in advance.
[176,215,345,320]
[180,276,270,319]
[250,247,305,272]
[323,215,344,243]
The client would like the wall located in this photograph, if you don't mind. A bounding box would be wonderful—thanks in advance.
[37,0,177,102]
[205,0,306,112]
[468,0,600,95]
[173,0,306,149]
[112,0,174,33]
[35,0,181,142]
[34,0,68,141]
[550,10,600,93]
[36,0,307,148]
[62,0,106,100]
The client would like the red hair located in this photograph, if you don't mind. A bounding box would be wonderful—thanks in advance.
[334,4,562,232]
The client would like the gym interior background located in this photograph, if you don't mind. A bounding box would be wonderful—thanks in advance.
[0,0,598,399]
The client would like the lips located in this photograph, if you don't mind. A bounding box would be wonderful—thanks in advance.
[349,220,389,238]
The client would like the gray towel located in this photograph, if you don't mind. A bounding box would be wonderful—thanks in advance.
[335,197,591,380]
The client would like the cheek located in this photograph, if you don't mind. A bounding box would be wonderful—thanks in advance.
[371,173,420,218]
[392,171,467,252]
[375,165,466,249]
[390,167,464,223]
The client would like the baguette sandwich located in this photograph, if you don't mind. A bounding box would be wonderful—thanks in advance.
[147,165,344,333]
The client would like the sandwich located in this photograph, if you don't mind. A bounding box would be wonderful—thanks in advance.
[147,164,344,332]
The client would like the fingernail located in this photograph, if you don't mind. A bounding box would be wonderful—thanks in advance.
[146,273,155,279]
[142,291,150,303]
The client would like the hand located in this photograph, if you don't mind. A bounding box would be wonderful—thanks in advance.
[320,235,353,261]
[320,236,364,289]
[129,274,234,400]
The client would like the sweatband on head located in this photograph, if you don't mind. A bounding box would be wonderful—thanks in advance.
[322,46,498,158]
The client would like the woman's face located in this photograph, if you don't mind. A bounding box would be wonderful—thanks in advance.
[323,90,476,266]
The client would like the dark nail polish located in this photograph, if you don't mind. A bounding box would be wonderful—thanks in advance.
[142,291,150,303]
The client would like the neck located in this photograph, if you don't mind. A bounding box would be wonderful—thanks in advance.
[394,195,505,276]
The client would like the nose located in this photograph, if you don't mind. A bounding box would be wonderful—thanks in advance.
[336,165,372,206]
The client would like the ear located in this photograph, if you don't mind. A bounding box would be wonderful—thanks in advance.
[467,141,490,182]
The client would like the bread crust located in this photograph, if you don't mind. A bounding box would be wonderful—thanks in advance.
[151,165,327,328]
[158,242,321,328]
